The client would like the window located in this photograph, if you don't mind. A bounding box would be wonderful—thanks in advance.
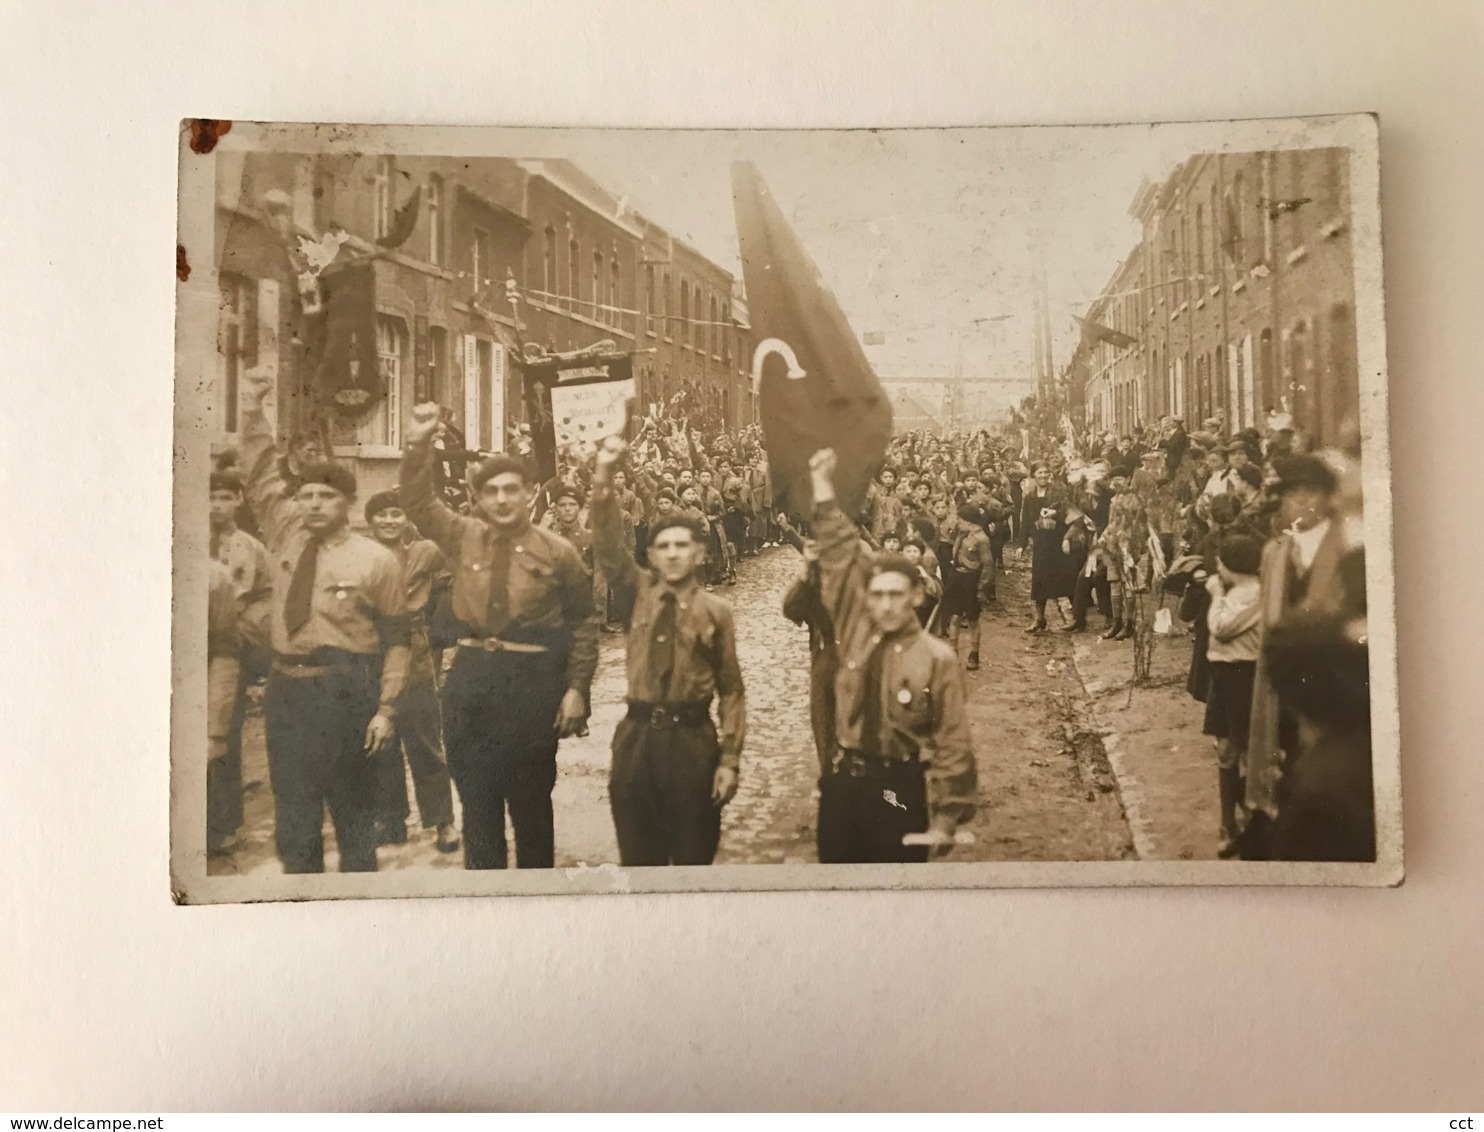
[611,258,621,331]
[645,265,656,336]
[662,272,672,340]
[427,175,443,266]
[1179,209,1189,302]
[373,157,394,241]
[1258,327,1276,417]
[471,227,491,295]
[1195,203,1206,277]
[680,281,690,347]
[568,238,580,305]
[592,252,603,322]
[721,302,731,364]
[358,316,404,447]
[708,296,718,357]
[216,274,257,434]
[428,326,448,406]
[543,226,557,299]
[1230,170,1246,264]
[1261,154,1275,264]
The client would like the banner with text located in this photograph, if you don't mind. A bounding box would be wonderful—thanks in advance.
[550,378,634,459]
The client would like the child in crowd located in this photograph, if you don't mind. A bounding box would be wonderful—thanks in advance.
[1203,534,1263,857]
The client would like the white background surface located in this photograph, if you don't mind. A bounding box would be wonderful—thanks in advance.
[2,0,1481,1111]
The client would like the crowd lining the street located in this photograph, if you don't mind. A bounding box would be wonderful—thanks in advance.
[203,370,1374,874]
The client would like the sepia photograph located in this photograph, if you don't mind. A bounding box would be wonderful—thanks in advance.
[171,115,1398,902]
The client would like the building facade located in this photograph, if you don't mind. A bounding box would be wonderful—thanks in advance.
[1082,147,1358,447]
[209,153,754,504]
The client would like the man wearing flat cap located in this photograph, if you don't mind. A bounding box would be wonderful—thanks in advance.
[400,403,598,870]
[240,371,412,874]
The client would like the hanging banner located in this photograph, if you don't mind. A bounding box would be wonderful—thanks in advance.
[549,378,634,459]
[462,333,482,450]
[312,262,380,419]
[488,345,506,453]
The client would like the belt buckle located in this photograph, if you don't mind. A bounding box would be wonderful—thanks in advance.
[649,706,670,728]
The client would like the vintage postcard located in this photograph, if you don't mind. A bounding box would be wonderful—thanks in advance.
[171,116,1399,902]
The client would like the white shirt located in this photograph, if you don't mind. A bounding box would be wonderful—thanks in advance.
[1289,518,1332,572]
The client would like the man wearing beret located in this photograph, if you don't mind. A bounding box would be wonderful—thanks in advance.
[400,404,598,870]
[240,371,412,874]
[590,435,745,866]
[362,490,459,854]
[542,483,593,575]
[808,447,978,863]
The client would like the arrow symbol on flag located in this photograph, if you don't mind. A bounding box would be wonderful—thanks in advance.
[751,337,807,394]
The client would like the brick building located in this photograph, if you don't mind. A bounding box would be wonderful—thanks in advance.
[1082,147,1358,446]
[209,153,754,504]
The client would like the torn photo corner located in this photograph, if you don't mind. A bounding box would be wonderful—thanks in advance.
[172,115,1399,902]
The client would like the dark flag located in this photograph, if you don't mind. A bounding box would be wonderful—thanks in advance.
[1073,315,1137,350]
[312,261,382,419]
[377,185,422,249]
[732,161,892,519]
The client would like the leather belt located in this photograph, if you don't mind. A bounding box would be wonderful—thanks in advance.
[456,637,551,654]
[830,747,918,778]
[272,654,371,678]
[626,701,712,728]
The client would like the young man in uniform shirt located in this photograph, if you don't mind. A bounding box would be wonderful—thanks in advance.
[362,490,459,854]
[240,371,411,874]
[400,403,598,870]
[590,435,745,867]
[542,484,593,575]
[206,470,272,857]
[808,447,979,863]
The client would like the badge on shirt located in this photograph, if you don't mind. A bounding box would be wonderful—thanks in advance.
[897,688,914,706]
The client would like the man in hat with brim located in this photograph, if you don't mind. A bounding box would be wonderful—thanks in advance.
[1242,453,1364,857]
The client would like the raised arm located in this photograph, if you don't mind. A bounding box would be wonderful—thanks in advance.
[399,402,468,560]
[238,368,301,551]
[589,436,641,592]
[808,448,868,632]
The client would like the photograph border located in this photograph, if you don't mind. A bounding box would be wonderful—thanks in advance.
[170,113,1400,904]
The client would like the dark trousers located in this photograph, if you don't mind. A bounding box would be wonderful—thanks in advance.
[263,663,382,873]
[371,677,455,829]
[609,717,722,866]
[1072,568,1113,625]
[817,756,930,864]
[442,648,565,869]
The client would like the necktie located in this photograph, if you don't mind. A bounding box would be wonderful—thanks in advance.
[859,636,887,756]
[649,590,678,698]
[486,532,512,636]
[283,534,322,638]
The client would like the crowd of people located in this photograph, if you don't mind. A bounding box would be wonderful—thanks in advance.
[202,367,1374,875]
[849,408,1372,862]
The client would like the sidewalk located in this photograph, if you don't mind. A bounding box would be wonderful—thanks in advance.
[1065,612,1222,861]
